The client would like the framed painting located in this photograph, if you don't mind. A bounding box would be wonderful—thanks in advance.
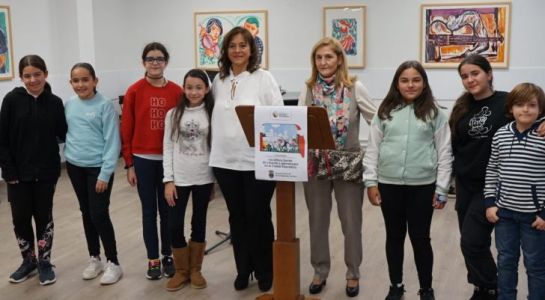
[0,5,14,80]
[420,2,511,68]
[323,5,366,69]
[194,10,268,70]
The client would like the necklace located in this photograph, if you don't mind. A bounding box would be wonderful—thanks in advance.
[146,75,167,87]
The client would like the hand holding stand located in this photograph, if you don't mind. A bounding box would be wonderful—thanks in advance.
[236,105,334,300]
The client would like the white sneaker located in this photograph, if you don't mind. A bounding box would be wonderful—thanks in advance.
[82,257,104,280]
[100,261,122,285]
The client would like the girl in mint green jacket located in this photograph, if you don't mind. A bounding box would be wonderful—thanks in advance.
[362,60,452,300]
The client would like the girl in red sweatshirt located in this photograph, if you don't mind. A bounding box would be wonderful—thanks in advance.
[121,42,182,280]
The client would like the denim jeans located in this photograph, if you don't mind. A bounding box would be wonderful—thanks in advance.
[495,208,545,300]
[133,156,171,259]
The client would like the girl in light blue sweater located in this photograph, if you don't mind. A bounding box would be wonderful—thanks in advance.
[363,61,452,300]
[64,63,122,285]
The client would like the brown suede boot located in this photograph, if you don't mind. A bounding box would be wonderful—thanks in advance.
[189,240,207,289]
[166,247,189,291]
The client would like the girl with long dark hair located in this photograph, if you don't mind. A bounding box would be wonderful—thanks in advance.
[163,69,214,291]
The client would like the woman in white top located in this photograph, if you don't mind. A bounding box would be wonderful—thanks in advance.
[209,26,283,292]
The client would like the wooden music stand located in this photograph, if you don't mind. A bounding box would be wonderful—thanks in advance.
[236,105,334,300]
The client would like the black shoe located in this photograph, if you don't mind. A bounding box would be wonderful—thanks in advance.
[469,286,497,300]
[9,257,38,283]
[469,286,481,300]
[146,259,162,280]
[258,278,272,292]
[385,284,405,300]
[37,260,56,286]
[161,256,175,278]
[234,273,250,291]
[309,279,326,294]
[346,280,359,297]
[418,288,435,300]
[482,288,497,300]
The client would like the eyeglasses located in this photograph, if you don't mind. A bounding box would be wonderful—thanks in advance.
[144,56,166,64]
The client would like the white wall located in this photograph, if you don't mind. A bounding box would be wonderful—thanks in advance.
[1,0,545,179]
[89,0,545,103]
[2,0,545,101]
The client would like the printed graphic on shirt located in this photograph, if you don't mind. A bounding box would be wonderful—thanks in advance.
[85,111,97,119]
[468,106,492,138]
[179,119,207,156]
[150,97,167,130]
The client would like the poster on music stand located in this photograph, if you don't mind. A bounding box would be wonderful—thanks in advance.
[254,106,308,182]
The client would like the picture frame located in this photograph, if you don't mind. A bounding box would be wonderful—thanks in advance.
[0,5,14,80]
[323,5,366,69]
[420,2,511,68]
[194,10,268,70]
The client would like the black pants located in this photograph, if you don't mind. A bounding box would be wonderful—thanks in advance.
[168,183,213,248]
[8,180,56,262]
[455,178,497,290]
[379,183,435,289]
[66,162,118,263]
[213,167,275,282]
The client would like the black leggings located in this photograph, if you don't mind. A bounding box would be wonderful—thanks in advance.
[379,183,435,289]
[66,162,118,263]
[168,183,213,248]
[8,180,56,262]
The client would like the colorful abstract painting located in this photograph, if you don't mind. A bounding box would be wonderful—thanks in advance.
[0,5,14,80]
[421,3,511,68]
[194,10,268,70]
[324,6,366,68]
[331,18,358,56]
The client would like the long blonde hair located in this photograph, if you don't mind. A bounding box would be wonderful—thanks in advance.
[305,37,356,89]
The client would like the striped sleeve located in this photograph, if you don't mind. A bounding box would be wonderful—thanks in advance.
[484,123,545,214]
[483,127,502,208]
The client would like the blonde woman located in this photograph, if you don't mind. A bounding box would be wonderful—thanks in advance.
[298,37,376,297]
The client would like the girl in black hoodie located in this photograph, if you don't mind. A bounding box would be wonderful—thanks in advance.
[0,55,67,286]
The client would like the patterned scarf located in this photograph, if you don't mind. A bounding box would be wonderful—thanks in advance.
[311,74,352,149]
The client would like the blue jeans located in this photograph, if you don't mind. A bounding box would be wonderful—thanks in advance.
[133,156,171,259]
[495,208,545,300]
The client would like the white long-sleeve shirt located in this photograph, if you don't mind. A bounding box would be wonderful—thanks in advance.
[163,103,214,186]
[209,69,284,170]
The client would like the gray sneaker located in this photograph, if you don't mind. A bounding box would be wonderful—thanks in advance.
[9,258,38,283]
[38,260,56,286]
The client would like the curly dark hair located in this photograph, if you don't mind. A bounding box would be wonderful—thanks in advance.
[218,27,259,80]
